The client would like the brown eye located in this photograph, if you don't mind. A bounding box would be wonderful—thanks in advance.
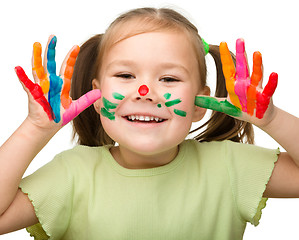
[160,77,180,82]
[115,74,135,79]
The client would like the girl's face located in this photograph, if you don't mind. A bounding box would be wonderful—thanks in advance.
[94,30,207,162]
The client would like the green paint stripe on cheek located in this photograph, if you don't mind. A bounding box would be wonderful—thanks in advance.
[103,97,118,110]
[112,92,125,100]
[174,109,187,117]
[100,108,115,120]
[165,99,181,107]
[164,93,171,100]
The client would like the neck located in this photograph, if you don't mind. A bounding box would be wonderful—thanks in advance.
[110,145,179,169]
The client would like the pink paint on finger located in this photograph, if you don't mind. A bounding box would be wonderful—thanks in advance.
[236,39,249,79]
[234,39,250,111]
[15,66,53,120]
[62,89,101,126]
[234,80,249,112]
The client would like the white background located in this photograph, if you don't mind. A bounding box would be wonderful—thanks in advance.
[1,0,299,239]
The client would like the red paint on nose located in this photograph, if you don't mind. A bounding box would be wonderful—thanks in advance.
[138,85,149,96]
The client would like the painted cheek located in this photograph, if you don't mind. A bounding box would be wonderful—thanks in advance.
[100,92,125,121]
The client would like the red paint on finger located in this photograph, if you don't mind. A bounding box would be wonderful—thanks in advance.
[263,72,278,97]
[15,66,53,120]
[255,73,278,119]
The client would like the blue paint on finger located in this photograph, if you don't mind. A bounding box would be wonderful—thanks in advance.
[47,36,57,74]
[48,75,63,123]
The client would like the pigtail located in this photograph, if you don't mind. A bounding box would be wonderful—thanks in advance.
[192,45,254,144]
[71,34,114,146]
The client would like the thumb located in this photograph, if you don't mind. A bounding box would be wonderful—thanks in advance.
[61,89,101,126]
[195,95,242,117]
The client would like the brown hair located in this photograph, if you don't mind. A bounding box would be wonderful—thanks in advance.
[71,7,254,146]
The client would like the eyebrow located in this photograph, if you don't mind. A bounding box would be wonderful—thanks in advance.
[106,60,190,75]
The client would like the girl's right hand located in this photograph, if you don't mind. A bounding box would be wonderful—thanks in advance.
[15,35,101,130]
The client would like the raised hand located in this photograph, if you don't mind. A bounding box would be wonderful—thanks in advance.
[15,35,101,127]
[195,38,278,121]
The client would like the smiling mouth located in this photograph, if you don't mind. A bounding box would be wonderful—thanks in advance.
[124,115,166,123]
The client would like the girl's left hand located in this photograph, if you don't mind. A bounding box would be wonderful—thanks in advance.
[195,38,278,127]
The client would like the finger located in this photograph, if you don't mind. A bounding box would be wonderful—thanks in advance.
[46,35,57,75]
[14,66,53,120]
[60,45,80,109]
[256,72,278,119]
[235,38,249,79]
[247,51,263,116]
[263,72,278,97]
[219,42,242,109]
[32,42,49,94]
[195,96,242,117]
[219,42,235,81]
[250,51,263,87]
[44,36,63,123]
[62,89,101,126]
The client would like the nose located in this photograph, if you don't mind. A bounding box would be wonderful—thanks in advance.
[135,84,155,102]
[138,85,149,96]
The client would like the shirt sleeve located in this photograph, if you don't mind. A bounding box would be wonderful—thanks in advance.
[223,140,280,226]
[19,153,74,240]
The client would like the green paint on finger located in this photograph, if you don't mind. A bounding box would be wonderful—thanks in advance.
[157,103,162,108]
[195,96,242,117]
[174,109,187,117]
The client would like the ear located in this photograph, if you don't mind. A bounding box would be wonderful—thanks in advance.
[192,86,211,122]
[92,79,101,115]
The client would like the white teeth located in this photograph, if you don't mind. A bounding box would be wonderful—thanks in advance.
[127,115,164,122]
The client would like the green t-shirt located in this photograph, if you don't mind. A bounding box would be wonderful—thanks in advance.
[19,139,279,240]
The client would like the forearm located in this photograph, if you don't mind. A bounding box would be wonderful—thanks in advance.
[259,107,299,164]
[0,118,57,215]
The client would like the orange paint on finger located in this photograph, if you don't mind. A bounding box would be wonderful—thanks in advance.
[219,42,242,109]
[32,42,49,94]
[251,51,262,86]
[219,42,236,81]
[246,85,257,116]
[61,45,80,109]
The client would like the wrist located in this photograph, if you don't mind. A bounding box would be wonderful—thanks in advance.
[22,117,59,142]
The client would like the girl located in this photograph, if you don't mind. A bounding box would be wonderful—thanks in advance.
[1,7,299,240]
